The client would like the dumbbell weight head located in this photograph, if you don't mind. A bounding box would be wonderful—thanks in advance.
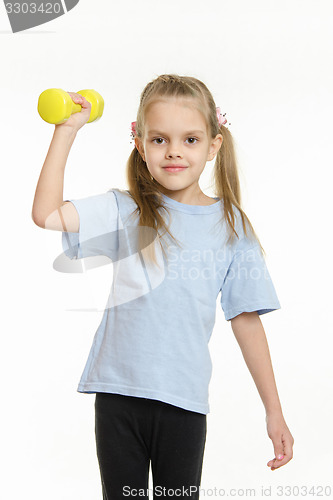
[77,89,104,123]
[37,88,104,125]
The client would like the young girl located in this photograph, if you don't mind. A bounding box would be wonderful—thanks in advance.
[32,74,294,499]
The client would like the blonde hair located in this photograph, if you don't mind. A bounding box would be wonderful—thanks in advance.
[125,73,265,267]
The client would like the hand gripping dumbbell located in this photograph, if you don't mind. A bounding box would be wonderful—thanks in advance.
[37,88,104,124]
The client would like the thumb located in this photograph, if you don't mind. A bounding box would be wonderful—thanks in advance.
[273,443,284,461]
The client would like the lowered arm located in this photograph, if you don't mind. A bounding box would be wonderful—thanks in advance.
[230,311,283,417]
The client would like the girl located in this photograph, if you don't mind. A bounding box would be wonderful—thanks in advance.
[32,74,294,499]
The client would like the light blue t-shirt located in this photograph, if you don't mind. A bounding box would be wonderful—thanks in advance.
[61,188,281,414]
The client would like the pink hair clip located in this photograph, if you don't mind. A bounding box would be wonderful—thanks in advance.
[216,107,228,127]
[131,121,137,140]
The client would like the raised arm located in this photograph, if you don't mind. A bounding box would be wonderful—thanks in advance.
[230,311,294,470]
[31,92,91,232]
[32,126,79,232]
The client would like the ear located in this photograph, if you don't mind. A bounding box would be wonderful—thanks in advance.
[207,134,223,162]
[135,137,146,162]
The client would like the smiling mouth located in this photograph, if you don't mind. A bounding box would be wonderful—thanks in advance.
[163,166,188,172]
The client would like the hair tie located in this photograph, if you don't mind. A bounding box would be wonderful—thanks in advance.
[131,121,137,140]
[216,107,229,127]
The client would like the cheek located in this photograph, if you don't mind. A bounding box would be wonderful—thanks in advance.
[146,148,161,163]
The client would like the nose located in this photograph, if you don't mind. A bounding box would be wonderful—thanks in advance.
[165,141,183,159]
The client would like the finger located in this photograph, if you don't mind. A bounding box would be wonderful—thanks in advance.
[73,94,91,108]
[270,435,294,469]
[273,439,285,463]
[268,454,290,470]
[267,449,285,468]
[267,459,280,470]
[67,92,84,103]
[267,458,280,468]
[79,97,91,109]
[282,437,294,464]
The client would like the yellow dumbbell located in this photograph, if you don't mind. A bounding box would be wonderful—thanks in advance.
[37,88,104,124]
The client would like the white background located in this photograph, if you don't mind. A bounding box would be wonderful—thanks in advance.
[1,0,332,498]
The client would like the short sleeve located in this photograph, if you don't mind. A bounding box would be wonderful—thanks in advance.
[61,190,119,261]
[220,244,281,321]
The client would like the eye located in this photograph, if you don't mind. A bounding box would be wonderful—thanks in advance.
[152,137,198,145]
[186,137,198,144]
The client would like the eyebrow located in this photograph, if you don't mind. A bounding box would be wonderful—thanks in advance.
[147,129,205,136]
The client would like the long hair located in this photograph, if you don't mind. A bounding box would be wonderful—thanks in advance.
[125,74,264,267]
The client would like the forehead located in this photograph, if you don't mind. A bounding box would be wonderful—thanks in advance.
[144,97,208,133]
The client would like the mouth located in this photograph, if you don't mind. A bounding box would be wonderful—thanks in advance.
[162,166,188,172]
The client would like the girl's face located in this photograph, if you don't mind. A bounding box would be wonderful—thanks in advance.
[135,97,222,202]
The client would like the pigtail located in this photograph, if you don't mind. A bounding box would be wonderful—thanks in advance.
[214,124,266,256]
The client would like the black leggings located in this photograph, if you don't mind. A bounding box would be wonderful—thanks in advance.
[95,392,207,499]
